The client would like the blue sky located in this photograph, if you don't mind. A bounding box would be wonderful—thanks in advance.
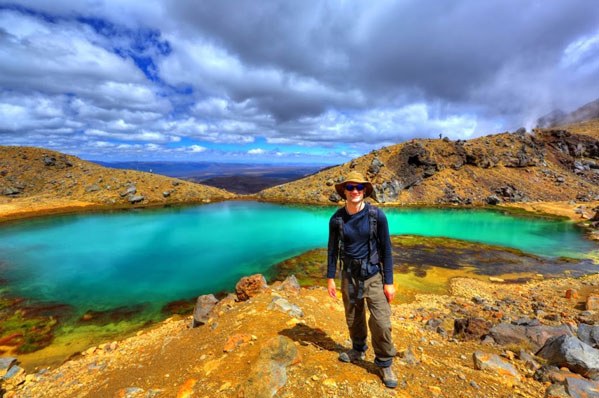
[0,1,598,164]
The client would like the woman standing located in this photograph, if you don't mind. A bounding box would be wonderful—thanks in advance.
[326,171,398,388]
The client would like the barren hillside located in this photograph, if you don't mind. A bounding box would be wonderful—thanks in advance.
[0,146,236,221]
[256,120,599,206]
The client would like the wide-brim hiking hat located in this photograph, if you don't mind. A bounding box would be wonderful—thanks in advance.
[334,171,374,200]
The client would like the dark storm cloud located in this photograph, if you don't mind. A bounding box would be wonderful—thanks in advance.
[168,0,599,119]
[1,0,598,162]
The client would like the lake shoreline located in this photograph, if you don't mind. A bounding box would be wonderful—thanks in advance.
[1,197,598,374]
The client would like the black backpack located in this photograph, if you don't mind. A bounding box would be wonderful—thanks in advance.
[333,203,381,269]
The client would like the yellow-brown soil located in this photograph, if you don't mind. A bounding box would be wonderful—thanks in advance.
[0,146,236,223]
[5,273,599,398]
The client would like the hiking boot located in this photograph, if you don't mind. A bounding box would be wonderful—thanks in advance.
[338,348,366,363]
[380,366,398,388]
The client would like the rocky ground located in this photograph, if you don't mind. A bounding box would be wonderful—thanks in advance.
[255,120,599,208]
[1,270,598,398]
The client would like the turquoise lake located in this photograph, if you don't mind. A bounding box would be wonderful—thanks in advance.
[0,201,596,315]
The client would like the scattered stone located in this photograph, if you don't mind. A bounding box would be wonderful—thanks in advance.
[398,347,419,365]
[326,179,334,186]
[162,191,171,198]
[537,335,599,380]
[485,195,501,205]
[121,186,137,197]
[0,357,17,377]
[2,187,21,196]
[577,324,599,349]
[277,275,301,296]
[372,180,402,203]
[85,184,101,193]
[565,289,579,299]
[519,350,540,371]
[128,195,145,204]
[328,192,341,203]
[368,157,384,175]
[223,333,252,352]
[242,336,301,398]
[2,365,24,381]
[425,318,442,331]
[235,274,268,301]
[192,294,219,328]
[42,155,56,166]
[268,296,303,318]
[586,295,599,311]
[175,378,197,398]
[534,365,570,383]
[473,351,521,385]
[454,318,491,340]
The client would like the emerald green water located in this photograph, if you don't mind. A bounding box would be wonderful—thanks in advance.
[0,201,595,315]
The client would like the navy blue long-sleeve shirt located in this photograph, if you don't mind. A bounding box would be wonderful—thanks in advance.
[327,203,394,284]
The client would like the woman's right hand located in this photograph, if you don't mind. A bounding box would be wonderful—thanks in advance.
[327,278,337,299]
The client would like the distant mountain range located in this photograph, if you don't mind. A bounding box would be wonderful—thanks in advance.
[92,161,326,194]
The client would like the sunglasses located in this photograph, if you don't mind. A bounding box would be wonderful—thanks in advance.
[345,183,365,192]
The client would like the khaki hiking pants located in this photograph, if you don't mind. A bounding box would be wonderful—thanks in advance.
[341,270,397,367]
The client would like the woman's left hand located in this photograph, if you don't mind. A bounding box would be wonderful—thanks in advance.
[383,284,395,303]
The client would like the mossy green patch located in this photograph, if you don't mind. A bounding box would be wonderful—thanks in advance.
[269,234,598,295]
[0,299,59,354]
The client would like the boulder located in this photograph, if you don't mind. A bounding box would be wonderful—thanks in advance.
[277,275,301,296]
[192,294,219,328]
[235,274,268,301]
[489,322,574,350]
[540,369,599,398]
[242,336,300,398]
[537,335,599,380]
[577,324,599,349]
[454,318,491,340]
[0,357,17,378]
[556,375,599,398]
[267,296,303,318]
[473,351,520,385]
[386,143,437,188]
[162,191,171,198]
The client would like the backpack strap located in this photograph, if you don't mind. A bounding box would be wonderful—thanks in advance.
[368,204,380,265]
[334,210,345,278]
